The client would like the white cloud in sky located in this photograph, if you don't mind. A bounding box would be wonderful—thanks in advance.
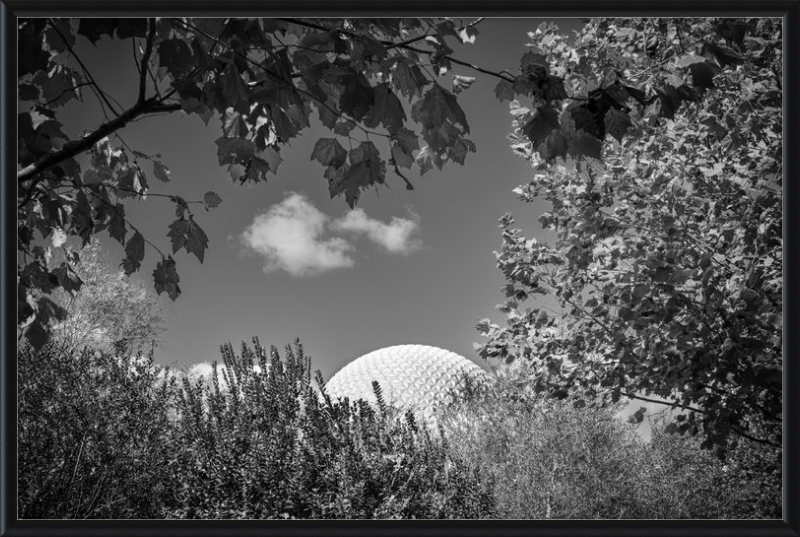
[331,208,421,255]
[241,193,354,277]
[241,192,421,277]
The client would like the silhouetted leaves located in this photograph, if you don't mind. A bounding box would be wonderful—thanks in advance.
[122,231,145,275]
[153,256,181,300]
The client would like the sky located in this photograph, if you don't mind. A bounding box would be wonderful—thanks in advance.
[51,17,589,384]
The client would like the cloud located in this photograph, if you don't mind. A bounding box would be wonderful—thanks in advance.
[331,208,421,255]
[241,192,422,277]
[241,193,354,277]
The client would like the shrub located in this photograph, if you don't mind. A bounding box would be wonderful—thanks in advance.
[161,338,495,519]
[437,361,780,519]
[18,342,179,518]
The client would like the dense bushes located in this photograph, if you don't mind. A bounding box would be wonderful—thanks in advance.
[18,337,779,519]
[438,362,782,519]
[18,343,176,518]
[18,338,494,519]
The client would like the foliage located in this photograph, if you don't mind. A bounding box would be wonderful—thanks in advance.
[438,361,780,519]
[475,18,782,456]
[18,338,494,519]
[43,239,166,353]
[18,343,178,518]
[165,338,494,519]
[17,17,488,348]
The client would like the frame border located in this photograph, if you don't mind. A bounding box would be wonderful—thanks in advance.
[2,2,798,536]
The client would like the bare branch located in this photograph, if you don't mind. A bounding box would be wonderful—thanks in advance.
[139,18,156,104]
[18,98,181,185]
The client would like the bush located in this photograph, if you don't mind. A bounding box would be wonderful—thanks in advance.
[18,342,179,518]
[437,362,781,519]
[162,338,495,519]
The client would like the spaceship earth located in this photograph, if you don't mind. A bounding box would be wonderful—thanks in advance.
[324,344,488,417]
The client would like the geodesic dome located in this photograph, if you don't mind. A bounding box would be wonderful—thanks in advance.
[324,344,488,417]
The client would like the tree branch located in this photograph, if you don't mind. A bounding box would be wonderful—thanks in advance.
[18,98,181,185]
[48,19,122,118]
[139,19,156,104]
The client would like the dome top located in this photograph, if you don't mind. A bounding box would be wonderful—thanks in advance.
[325,344,487,415]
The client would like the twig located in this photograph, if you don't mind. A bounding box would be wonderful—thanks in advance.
[138,19,156,104]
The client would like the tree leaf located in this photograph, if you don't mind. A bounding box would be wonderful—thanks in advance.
[604,107,632,143]
[458,26,479,44]
[185,218,209,263]
[25,319,51,351]
[33,65,82,108]
[123,231,145,274]
[51,262,84,296]
[392,59,428,98]
[452,74,477,94]
[167,218,189,254]
[310,138,347,167]
[153,256,181,300]
[220,63,250,115]
[153,160,171,182]
[158,38,194,78]
[413,84,470,135]
[108,203,127,245]
[78,19,119,44]
[391,143,414,169]
[203,191,222,209]
[245,156,272,183]
[495,79,515,102]
[363,83,406,134]
[522,106,560,146]
[215,137,256,166]
[567,131,603,160]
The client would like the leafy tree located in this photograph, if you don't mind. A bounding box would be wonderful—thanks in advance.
[42,239,166,354]
[475,19,782,456]
[17,16,490,348]
[438,361,776,518]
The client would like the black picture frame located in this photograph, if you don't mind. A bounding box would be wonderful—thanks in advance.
[2,2,798,536]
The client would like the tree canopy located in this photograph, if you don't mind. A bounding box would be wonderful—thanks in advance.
[475,18,782,455]
[18,17,496,349]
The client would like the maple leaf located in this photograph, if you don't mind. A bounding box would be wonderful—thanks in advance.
[167,218,189,255]
[311,138,347,168]
[391,144,414,169]
[51,262,84,296]
[391,59,428,98]
[204,191,222,209]
[216,137,256,166]
[604,107,632,143]
[245,156,272,183]
[158,38,194,78]
[522,106,560,146]
[412,84,470,153]
[185,218,209,263]
[452,74,477,94]
[122,231,145,275]
[220,63,250,115]
[539,131,568,161]
[153,160,171,182]
[33,65,82,108]
[108,203,127,245]
[495,80,515,102]
[78,19,119,44]
[153,256,181,300]
[458,26,479,44]
[520,50,548,76]
[363,83,406,134]
[168,217,209,262]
